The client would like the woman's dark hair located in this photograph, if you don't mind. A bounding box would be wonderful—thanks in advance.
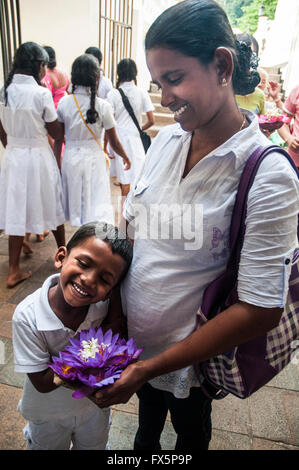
[145,0,260,95]
[4,41,49,105]
[71,54,100,124]
[116,58,137,88]
[66,221,133,280]
[43,46,56,69]
[236,33,259,57]
[85,46,103,65]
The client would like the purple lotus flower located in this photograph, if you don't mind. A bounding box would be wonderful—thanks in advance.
[48,327,143,398]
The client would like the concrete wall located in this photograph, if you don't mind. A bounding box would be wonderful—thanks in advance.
[18,0,178,92]
[132,0,178,91]
[259,0,299,96]
[19,0,100,79]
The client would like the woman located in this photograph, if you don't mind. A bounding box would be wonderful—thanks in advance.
[94,0,299,451]
[106,59,154,197]
[0,42,65,288]
[43,46,69,109]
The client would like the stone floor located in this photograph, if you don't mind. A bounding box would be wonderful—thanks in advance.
[0,180,298,450]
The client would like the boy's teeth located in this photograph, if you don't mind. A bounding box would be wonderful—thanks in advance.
[73,283,89,296]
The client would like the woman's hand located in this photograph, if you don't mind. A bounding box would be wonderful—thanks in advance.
[94,361,147,408]
[287,135,299,152]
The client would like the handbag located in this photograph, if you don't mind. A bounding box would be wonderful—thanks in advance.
[118,88,151,153]
[73,94,110,168]
[194,145,299,400]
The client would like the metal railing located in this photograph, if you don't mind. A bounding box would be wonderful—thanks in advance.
[99,0,134,86]
[0,0,22,84]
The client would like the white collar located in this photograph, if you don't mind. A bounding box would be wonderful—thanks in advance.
[171,109,266,169]
[73,86,90,96]
[12,74,39,86]
[35,274,107,332]
[119,81,135,89]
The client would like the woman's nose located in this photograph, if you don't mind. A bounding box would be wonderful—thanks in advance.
[160,86,174,109]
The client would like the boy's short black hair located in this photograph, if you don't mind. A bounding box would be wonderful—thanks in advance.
[66,221,133,279]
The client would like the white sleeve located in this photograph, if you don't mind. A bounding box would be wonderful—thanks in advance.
[237,152,299,308]
[141,90,154,113]
[100,99,116,130]
[13,316,50,373]
[42,89,57,123]
[56,102,64,123]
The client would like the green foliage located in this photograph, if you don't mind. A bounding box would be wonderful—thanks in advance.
[217,0,279,33]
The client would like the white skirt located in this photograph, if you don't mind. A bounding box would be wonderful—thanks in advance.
[108,126,146,185]
[0,137,65,236]
[62,140,114,226]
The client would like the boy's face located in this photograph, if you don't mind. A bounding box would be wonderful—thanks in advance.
[54,237,126,307]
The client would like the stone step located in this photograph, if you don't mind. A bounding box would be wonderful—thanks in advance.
[152,111,175,126]
[149,91,161,104]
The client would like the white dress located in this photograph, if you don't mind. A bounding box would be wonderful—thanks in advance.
[57,87,116,226]
[0,74,65,236]
[107,81,154,184]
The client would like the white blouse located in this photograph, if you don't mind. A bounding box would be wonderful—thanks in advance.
[122,110,299,398]
[107,81,154,134]
[57,86,116,142]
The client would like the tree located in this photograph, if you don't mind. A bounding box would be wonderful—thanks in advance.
[218,0,279,33]
[238,0,279,34]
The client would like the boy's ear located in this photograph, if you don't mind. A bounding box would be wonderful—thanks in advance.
[54,246,68,270]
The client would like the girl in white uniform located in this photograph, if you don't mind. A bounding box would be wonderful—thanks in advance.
[0,42,65,288]
[55,54,130,227]
[106,59,154,197]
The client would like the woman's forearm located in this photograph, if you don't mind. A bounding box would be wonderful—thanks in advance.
[139,301,282,382]
[142,111,154,131]
[94,301,282,407]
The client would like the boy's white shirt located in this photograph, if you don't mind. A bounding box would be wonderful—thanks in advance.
[12,274,109,421]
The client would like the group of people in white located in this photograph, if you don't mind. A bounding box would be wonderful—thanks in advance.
[0,43,154,288]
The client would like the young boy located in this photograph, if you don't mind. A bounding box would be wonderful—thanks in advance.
[12,221,132,450]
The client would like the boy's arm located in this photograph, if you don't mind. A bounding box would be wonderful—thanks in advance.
[28,368,59,393]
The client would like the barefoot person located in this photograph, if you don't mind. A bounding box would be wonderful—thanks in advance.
[0,42,65,288]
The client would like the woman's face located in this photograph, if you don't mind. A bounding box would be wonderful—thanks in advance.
[146,47,226,133]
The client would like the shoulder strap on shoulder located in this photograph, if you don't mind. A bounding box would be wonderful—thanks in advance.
[229,145,299,268]
[118,88,142,134]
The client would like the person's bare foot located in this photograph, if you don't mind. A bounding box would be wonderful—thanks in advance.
[7,270,32,288]
[23,240,33,255]
[36,231,50,242]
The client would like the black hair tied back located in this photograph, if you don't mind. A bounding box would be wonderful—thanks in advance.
[71,54,100,124]
[232,39,260,95]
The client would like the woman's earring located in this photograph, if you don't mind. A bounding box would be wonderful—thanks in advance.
[222,77,228,87]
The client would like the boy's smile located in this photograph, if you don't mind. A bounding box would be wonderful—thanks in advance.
[50,237,127,310]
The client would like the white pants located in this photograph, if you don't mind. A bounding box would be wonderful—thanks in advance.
[24,406,111,450]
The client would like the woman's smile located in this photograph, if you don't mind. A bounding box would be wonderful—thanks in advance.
[173,104,189,121]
